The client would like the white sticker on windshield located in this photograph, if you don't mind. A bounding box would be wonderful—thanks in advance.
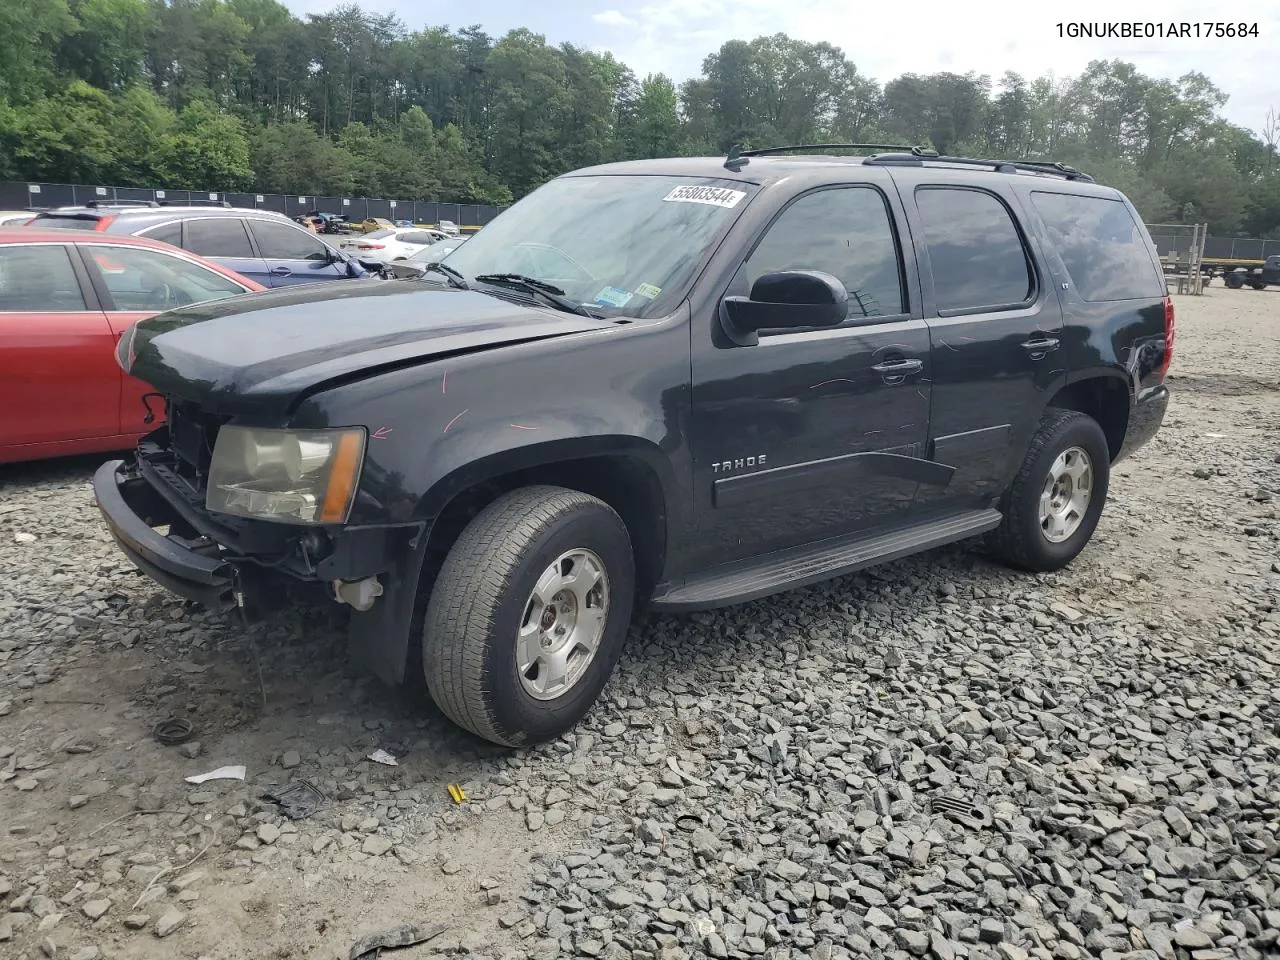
[663,185,746,208]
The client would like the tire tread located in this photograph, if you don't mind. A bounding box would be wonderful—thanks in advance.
[987,407,1101,571]
[422,485,623,745]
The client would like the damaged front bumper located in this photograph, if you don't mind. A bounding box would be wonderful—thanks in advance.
[93,457,413,613]
[93,458,239,610]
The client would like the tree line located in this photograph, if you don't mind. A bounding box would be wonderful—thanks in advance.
[2,0,1278,235]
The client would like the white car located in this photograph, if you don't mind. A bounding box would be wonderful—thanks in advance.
[340,227,449,260]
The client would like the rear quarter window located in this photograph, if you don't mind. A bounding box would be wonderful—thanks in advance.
[1030,191,1165,301]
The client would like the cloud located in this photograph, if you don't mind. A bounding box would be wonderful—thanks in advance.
[592,9,637,28]
[597,0,1278,135]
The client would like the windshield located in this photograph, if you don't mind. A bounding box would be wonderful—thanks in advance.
[439,174,756,318]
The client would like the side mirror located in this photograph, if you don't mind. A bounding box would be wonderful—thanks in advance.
[723,270,848,337]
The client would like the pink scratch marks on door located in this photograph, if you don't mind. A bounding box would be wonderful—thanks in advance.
[371,426,393,440]
[442,409,468,433]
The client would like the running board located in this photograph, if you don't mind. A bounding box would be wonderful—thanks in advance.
[648,508,1002,612]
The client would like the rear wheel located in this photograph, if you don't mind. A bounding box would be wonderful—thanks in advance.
[1224,271,1245,289]
[421,485,635,746]
[987,409,1111,572]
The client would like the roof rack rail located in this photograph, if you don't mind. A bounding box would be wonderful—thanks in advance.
[83,200,160,210]
[863,146,1094,182]
[725,142,923,171]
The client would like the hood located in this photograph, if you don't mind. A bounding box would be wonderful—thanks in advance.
[124,279,611,416]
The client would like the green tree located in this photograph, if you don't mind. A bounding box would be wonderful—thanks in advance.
[484,29,569,197]
[0,0,77,102]
[59,0,153,91]
[165,97,253,189]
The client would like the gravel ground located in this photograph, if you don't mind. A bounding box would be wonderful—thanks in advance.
[1,288,1277,960]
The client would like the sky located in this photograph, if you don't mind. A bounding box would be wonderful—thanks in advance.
[282,0,1280,138]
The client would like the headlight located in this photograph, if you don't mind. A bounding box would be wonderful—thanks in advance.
[206,426,365,524]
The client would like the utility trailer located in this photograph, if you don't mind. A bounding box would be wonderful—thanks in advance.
[1220,254,1280,289]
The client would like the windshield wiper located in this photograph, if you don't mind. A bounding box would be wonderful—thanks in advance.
[422,261,469,289]
[472,273,600,318]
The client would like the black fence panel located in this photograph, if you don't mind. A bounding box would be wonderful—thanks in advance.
[0,182,28,208]
[3,182,504,228]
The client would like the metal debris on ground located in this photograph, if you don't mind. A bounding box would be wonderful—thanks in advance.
[930,795,993,829]
[667,756,708,787]
[447,783,466,804]
[366,748,398,766]
[347,922,448,960]
[183,764,246,785]
[152,717,193,745]
[261,778,326,820]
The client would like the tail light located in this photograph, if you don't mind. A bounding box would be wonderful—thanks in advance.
[93,216,115,231]
[1158,295,1175,380]
[356,243,384,250]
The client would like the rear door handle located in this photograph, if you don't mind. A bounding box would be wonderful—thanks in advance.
[1021,337,1060,356]
[872,358,924,374]
[269,266,292,277]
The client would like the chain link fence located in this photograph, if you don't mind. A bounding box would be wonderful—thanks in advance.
[1146,222,1208,294]
[0,181,506,230]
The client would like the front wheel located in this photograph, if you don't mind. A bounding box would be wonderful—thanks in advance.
[987,409,1111,572]
[421,486,635,746]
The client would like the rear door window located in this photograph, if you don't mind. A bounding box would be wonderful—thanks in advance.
[914,187,1034,312]
[0,245,89,311]
[184,218,256,259]
[1030,191,1165,301]
[144,221,183,247]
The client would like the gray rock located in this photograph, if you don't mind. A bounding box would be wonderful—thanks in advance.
[1174,928,1214,949]
[604,888,636,909]
[81,899,110,920]
[979,919,1005,943]
[897,929,930,955]
[155,909,186,937]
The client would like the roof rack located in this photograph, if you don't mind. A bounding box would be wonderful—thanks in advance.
[83,200,160,210]
[725,142,921,171]
[863,146,1094,182]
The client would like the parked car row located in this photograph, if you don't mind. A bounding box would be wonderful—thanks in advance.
[1,202,476,464]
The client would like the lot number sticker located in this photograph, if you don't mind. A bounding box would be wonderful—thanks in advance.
[663,185,746,208]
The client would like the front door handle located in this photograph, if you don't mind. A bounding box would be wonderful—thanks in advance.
[1021,336,1060,357]
[269,266,293,277]
[872,358,924,375]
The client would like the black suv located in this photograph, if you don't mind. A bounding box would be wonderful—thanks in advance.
[92,145,1174,747]
[29,203,367,287]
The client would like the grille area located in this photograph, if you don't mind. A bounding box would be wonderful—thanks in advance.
[165,400,228,488]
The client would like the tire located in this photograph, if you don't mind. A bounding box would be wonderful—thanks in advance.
[421,485,635,746]
[986,408,1111,573]
[1224,272,1245,289]
[1248,281,1268,290]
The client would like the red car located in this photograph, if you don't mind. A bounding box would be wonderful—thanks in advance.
[0,230,265,465]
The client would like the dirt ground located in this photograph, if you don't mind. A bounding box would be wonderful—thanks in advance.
[1,284,1277,960]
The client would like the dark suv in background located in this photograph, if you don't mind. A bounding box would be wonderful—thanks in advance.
[29,204,368,287]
